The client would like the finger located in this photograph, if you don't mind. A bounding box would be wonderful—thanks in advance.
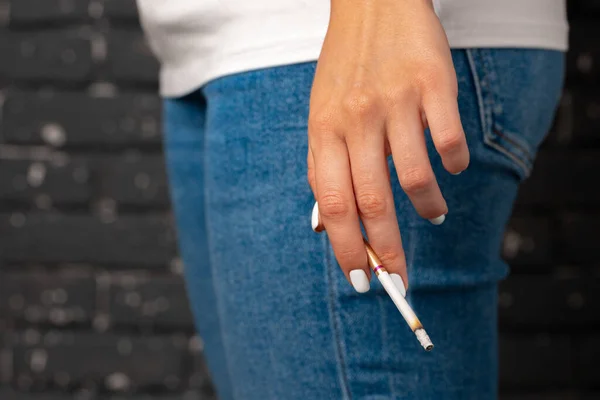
[346,131,408,291]
[422,86,469,174]
[307,146,317,196]
[386,154,391,182]
[384,138,391,181]
[420,109,429,130]
[311,134,371,292]
[307,148,326,233]
[387,108,447,224]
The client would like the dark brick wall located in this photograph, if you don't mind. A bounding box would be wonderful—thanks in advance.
[0,0,213,399]
[0,0,598,399]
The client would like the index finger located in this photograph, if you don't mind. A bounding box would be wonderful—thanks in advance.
[311,136,371,292]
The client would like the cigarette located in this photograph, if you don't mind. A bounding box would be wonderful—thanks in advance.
[311,201,434,351]
[364,239,433,351]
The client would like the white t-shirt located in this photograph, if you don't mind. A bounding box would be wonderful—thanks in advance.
[136,0,569,97]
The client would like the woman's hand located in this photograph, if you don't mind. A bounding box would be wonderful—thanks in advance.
[307,0,469,292]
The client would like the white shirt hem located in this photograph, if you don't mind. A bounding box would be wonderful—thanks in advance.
[159,24,569,98]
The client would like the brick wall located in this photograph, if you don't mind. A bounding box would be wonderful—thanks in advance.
[0,0,598,399]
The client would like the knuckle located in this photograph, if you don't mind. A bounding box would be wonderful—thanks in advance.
[383,85,413,108]
[337,246,365,264]
[318,192,350,220]
[400,168,434,194]
[415,66,457,97]
[437,131,464,154]
[342,90,377,119]
[355,191,387,220]
[376,248,405,268]
[308,109,337,136]
[414,65,441,90]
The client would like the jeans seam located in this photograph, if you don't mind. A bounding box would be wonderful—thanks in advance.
[481,48,535,164]
[482,135,531,177]
[465,49,490,148]
[488,128,533,175]
[491,124,534,164]
[492,127,533,163]
[465,48,531,177]
[201,108,240,400]
[324,234,352,400]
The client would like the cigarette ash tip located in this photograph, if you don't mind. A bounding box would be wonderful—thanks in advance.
[415,328,434,351]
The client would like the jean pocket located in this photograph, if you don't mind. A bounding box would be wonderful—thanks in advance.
[465,48,565,179]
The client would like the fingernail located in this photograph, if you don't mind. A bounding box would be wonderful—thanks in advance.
[390,273,407,297]
[311,201,324,232]
[349,269,370,293]
[451,171,462,176]
[429,214,446,225]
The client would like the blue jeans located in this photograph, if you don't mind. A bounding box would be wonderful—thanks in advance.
[163,49,564,400]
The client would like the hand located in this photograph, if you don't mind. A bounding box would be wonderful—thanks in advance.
[307,0,469,292]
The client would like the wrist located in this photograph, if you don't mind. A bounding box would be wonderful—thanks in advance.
[330,0,434,11]
[329,0,435,22]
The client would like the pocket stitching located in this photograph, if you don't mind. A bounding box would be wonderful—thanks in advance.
[465,48,534,178]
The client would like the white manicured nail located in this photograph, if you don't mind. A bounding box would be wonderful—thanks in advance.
[390,273,407,297]
[429,215,446,225]
[311,201,320,231]
[349,269,370,293]
[311,201,325,232]
[451,171,462,176]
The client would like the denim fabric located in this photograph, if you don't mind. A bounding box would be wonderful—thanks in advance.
[163,49,564,400]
